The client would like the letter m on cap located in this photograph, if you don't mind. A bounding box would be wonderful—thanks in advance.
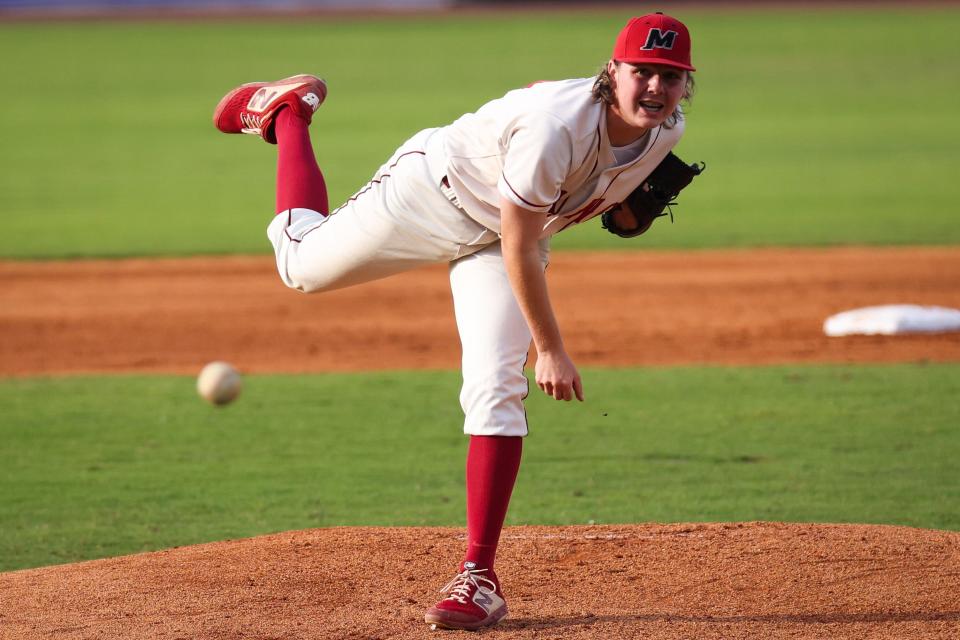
[641,28,677,50]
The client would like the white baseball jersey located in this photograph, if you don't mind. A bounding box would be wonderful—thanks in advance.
[270,77,686,438]
[429,77,684,238]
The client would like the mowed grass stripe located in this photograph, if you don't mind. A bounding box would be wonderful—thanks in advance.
[1,363,956,571]
[0,7,959,258]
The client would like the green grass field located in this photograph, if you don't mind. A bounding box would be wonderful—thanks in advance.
[1,7,958,573]
[1,7,959,258]
[2,364,957,572]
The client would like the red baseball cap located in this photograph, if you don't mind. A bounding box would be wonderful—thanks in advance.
[613,12,695,71]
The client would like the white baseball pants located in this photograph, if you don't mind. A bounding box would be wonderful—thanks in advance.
[266,128,549,437]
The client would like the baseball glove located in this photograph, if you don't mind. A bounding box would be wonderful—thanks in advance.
[601,152,705,238]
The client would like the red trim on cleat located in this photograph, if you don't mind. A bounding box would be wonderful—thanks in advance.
[212,74,327,144]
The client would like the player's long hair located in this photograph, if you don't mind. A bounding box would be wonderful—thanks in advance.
[592,62,695,130]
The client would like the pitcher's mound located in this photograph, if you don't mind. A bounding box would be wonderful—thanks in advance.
[1,522,958,639]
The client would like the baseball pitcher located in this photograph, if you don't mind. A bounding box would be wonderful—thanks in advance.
[213,12,700,631]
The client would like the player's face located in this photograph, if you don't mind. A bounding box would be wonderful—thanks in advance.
[608,61,687,133]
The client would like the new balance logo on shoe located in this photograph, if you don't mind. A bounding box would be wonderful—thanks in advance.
[245,81,311,113]
[247,88,278,112]
[302,92,321,111]
[472,587,494,612]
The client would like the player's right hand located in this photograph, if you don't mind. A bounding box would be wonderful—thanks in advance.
[535,349,584,402]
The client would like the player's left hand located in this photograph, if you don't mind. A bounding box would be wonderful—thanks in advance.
[535,349,584,402]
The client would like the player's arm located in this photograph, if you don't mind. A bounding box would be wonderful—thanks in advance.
[499,197,584,402]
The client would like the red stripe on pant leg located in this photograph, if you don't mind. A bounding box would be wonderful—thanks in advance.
[275,107,329,215]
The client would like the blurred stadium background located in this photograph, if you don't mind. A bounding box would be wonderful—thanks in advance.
[6,0,579,14]
[1,0,958,575]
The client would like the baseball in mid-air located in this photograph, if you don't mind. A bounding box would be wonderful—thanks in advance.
[197,361,242,406]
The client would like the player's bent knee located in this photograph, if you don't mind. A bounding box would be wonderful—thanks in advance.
[267,208,331,293]
[275,265,338,295]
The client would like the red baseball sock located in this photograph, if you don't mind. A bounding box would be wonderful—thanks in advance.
[464,435,523,573]
[274,107,329,215]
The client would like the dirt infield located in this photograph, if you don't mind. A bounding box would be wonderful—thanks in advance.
[2,246,959,376]
[2,246,959,639]
[2,523,958,639]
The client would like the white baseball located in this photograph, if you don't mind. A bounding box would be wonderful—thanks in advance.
[197,361,242,406]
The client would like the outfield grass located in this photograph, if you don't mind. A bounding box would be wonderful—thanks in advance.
[1,7,959,258]
[2,363,957,571]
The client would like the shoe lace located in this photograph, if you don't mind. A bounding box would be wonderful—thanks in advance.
[240,112,264,133]
[439,568,497,605]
